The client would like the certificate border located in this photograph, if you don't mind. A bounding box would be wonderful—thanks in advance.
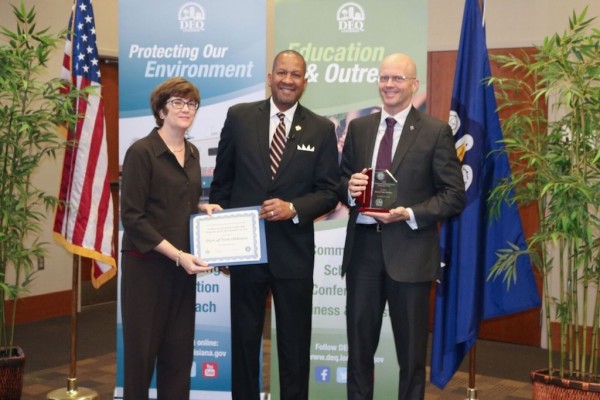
[190,206,267,266]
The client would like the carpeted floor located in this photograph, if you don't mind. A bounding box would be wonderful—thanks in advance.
[17,302,543,399]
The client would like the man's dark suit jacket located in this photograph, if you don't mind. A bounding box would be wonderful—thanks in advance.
[339,107,466,283]
[209,98,340,277]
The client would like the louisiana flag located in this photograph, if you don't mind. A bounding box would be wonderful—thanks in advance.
[53,0,116,288]
[430,0,540,388]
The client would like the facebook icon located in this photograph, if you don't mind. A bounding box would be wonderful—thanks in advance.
[315,366,331,382]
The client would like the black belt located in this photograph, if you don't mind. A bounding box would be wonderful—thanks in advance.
[356,223,382,232]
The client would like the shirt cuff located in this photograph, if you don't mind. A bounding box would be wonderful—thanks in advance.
[348,189,356,206]
[406,208,417,230]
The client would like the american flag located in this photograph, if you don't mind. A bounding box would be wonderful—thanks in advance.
[53,0,116,288]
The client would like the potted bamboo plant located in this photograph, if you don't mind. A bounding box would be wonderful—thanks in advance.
[0,2,88,397]
[487,7,600,399]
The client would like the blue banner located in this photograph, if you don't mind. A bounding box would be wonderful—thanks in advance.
[116,1,266,398]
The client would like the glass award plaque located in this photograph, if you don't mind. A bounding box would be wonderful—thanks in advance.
[357,168,397,213]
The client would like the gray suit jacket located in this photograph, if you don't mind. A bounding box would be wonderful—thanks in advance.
[210,99,340,279]
[339,107,465,282]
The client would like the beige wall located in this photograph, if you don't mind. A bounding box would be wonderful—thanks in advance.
[429,1,600,51]
[0,0,598,297]
[3,1,598,63]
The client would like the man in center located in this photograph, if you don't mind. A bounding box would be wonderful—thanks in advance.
[209,49,340,400]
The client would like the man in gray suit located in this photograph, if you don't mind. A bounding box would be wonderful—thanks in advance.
[210,50,339,400]
[339,53,465,400]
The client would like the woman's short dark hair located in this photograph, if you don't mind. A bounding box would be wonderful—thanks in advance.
[149,77,200,127]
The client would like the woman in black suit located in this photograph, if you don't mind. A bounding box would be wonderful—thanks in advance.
[121,77,221,399]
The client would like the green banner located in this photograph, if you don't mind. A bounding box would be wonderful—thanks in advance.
[272,1,428,398]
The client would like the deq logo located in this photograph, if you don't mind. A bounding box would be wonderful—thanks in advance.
[337,2,365,33]
[178,2,206,32]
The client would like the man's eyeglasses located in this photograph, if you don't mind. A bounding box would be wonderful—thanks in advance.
[378,75,416,84]
[167,99,199,110]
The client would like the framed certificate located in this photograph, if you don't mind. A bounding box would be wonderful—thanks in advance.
[190,206,267,266]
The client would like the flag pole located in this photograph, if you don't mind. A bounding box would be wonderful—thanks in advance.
[47,254,99,400]
[465,344,478,400]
